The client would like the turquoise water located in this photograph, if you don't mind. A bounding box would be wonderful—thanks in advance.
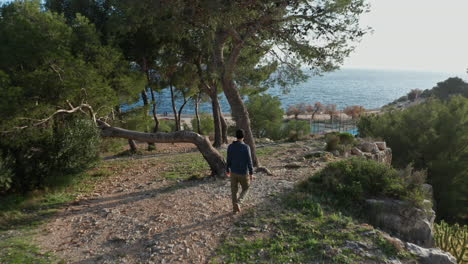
[126,68,463,113]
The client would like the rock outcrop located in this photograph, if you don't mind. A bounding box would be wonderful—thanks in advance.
[349,141,392,164]
[365,199,435,248]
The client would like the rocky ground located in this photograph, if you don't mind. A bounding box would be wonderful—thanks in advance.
[36,140,330,263]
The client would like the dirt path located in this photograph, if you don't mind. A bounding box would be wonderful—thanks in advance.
[37,140,329,263]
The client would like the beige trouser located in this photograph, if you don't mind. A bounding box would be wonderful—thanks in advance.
[231,172,250,207]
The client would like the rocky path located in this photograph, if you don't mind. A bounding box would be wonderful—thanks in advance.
[37,140,328,263]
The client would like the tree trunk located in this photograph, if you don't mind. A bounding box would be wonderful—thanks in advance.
[221,77,258,166]
[169,83,180,131]
[212,32,258,166]
[194,95,201,134]
[115,105,138,152]
[98,122,226,177]
[141,89,149,106]
[211,94,223,148]
[177,98,189,131]
[219,104,228,144]
[128,139,138,153]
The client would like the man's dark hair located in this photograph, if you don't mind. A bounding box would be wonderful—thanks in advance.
[235,129,245,139]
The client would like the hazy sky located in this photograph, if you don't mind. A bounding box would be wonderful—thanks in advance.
[344,0,468,74]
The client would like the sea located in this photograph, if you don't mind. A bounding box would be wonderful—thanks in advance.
[127,68,465,114]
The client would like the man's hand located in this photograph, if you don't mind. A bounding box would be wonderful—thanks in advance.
[226,172,231,178]
[249,174,254,181]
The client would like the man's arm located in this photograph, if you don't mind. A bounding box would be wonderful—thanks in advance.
[246,145,253,176]
[226,145,232,174]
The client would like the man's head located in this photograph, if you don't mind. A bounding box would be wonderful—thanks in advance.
[235,129,245,140]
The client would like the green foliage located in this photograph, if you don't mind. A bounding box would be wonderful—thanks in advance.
[301,158,425,208]
[357,96,468,223]
[434,221,468,263]
[431,77,468,100]
[325,132,356,152]
[0,152,14,193]
[190,114,214,135]
[246,94,284,140]
[0,118,101,193]
[282,120,311,142]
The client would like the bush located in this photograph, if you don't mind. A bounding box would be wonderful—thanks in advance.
[300,158,425,208]
[0,152,13,193]
[0,118,101,193]
[158,119,176,133]
[246,94,284,140]
[190,114,214,135]
[282,120,310,141]
[325,132,356,153]
[357,96,468,223]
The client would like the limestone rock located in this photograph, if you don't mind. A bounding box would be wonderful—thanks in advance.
[375,141,387,150]
[351,147,364,156]
[365,199,435,247]
[256,166,274,176]
[359,142,379,153]
[405,242,456,264]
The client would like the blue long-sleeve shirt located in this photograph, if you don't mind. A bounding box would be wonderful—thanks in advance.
[226,141,254,175]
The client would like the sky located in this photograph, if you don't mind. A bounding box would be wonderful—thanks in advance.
[1,0,467,74]
[343,0,468,74]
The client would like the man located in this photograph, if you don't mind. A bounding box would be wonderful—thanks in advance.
[226,129,254,213]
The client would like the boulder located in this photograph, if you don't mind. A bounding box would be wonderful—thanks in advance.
[375,141,387,150]
[359,142,379,153]
[405,242,456,264]
[256,166,274,176]
[380,233,456,264]
[351,147,364,156]
[365,199,435,247]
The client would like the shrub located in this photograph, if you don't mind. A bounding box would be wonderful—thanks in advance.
[357,96,468,223]
[158,119,176,133]
[325,132,356,153]
[0,152,13,193]
[190,114,214,135]
[300,158,425,208]
[407,89,422,102]
[282,120,310,141]
[246,94,284,139]
[0,118,101,193]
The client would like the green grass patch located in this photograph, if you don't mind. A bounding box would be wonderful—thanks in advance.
[214,177,415,263]
[0,163,117,263]
[256,146,281,158]
[159,152,212,180]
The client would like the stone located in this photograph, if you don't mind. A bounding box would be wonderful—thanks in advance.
[405,242,456,264]
[375,141,387,150]
[359,142,379,153]
[256,167,274,176]
[351,147,364,156]
[365,199,435,247]
[285,162,302,169]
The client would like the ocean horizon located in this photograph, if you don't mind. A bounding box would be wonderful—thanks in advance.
[125,68,465,114]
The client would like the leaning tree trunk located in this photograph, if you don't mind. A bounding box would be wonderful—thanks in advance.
[194,95,202,134]
[210,93,223,148]
[213,31,259,166]
[98,121,226,177]
[221,77,258,166]
[219,105,228,144]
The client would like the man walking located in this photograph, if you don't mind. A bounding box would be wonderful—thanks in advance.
[226,129,254,213]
